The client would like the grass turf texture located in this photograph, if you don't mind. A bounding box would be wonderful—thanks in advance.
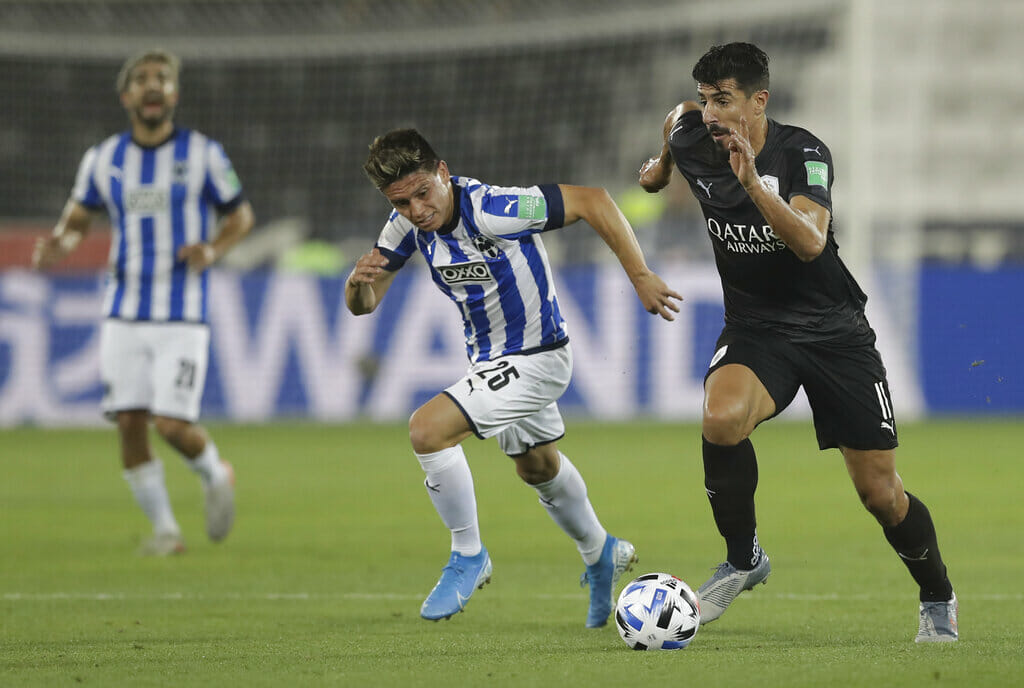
[2,420,1022,686]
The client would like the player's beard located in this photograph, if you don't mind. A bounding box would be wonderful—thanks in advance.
[135,103,175,130]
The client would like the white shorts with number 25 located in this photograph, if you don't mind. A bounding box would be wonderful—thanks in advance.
[443,343,572,456]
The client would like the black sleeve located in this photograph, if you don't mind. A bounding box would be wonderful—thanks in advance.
[785,138,833,213]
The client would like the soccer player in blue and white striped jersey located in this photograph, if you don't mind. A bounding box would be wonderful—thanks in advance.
[347,129,681,627]
[33,50,254,556]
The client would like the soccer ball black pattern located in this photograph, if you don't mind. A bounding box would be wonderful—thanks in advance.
[614,572,701,650]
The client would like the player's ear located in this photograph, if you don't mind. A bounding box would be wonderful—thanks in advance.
[437,160,450,183]
[753,89,769,115]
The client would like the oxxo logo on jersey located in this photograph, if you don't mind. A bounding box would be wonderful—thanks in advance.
[438,261,493,285]
[124,187,170,214]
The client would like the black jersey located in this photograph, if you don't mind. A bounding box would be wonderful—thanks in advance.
[669,109,871,343]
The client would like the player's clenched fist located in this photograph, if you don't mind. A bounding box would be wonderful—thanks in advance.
[348,247,389,285]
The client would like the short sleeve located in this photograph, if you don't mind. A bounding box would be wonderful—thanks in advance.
[374,212,417,271]
[474,183,564,239]
[71,147,105,210]
[203,141,245,213]
[786,138,833,212]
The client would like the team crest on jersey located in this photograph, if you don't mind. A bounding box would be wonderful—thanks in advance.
[760,175,780,196]
[471,234,501,259]
[438,261,493,285]
[173,161,189,185]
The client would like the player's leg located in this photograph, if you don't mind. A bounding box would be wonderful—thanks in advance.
[842,447,957,642]
[116,410,184,555]
[409,393,489,620]
[153,416,233,542]
[151,324,233,542]
[696,329,799,623]
[101,320,183,555]
[513,442,606,566]
[803,339,955,641]
[702,362,776,567]
[697,363,776,622]
[511,440,637,628]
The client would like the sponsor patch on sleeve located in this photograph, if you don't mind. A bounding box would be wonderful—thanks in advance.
[516,194,546,220]
[804,161,828,188]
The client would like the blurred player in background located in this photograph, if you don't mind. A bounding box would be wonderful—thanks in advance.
[639,42,957,642]
[348,128,681,626]
[33,49,253,555]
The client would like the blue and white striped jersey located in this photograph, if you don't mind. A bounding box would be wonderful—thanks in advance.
[375,176,568,363]
[72,128,244,323]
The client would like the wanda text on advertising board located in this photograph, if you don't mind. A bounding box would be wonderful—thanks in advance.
[8,262,1001,427]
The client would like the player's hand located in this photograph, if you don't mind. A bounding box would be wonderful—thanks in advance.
[31,235,70,270]
[347,248,389,287]
[727,117,759,190]
[639,155,671,192]
[177,242,217,271]
[631,271,683,321]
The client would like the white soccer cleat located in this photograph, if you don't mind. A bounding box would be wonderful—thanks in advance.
[696,553,771,625]
[203,460,235,542]
[138,531,186,557]
[915,593,958,643]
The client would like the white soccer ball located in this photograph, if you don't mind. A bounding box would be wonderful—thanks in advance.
[614,572,701,650]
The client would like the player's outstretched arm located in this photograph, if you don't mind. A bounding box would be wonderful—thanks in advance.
[32,200,95,270]
[345,247,397,315]
[559,185,682,321]
[178,200,255,272]
[638,101,699,193]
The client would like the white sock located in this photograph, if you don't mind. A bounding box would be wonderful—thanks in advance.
[183,440,227,485]
[415,446,481,556]
[533,453,606,565]
[123,458,180,536]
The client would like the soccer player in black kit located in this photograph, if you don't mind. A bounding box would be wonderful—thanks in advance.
[639,43,957,642]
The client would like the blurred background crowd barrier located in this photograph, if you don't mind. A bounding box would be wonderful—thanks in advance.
[1,0,1020,425]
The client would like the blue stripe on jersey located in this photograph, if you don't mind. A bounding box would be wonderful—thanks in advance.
[136,147,157,320]
[169,130,190,320]
[437,231,492,360]
[198,169,211,321]
[200,261,210,322]
[461,218,527,355]
[80,158,104,209]
[520,235,562,344]
[108,134,131,318]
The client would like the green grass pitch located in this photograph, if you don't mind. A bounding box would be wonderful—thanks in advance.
[2,419,1022,686]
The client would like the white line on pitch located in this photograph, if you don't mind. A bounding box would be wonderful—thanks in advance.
[4,592,1023,602]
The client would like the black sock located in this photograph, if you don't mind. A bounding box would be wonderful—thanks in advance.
[703,437,761,570]
[883,492,953,602]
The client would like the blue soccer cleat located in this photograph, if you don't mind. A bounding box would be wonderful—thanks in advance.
[580,535,637,628]
[420,548,493,621]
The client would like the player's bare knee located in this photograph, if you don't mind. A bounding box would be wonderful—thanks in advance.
[860,484,901,525]
[702,403,753,446]
[408,410,444,454]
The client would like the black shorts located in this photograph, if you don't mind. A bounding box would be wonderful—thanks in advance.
[705,324,898,451]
